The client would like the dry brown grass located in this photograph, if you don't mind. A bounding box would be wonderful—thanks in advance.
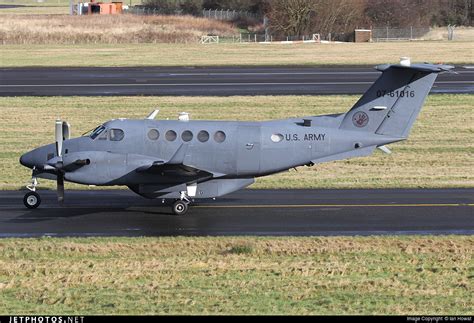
[425,27,474,41]
[0,236,472,314]
[0,6,69,15]
[2,41,473,67]
[0,14,238,44]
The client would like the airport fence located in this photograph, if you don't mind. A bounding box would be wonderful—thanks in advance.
[201,8,261,21]
[372,27,431,41]
[214,32,345,43]
[124,6,261,21]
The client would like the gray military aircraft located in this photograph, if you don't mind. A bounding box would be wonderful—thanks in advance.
[20,59,453,215]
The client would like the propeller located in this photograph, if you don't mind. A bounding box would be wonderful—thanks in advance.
[43,120,87,205]
[55,119,66,205]
[55,119,63,159]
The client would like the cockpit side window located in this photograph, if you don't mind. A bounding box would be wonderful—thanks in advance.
[98,129,108,140]
[110,129,125,141]
[90,125,106,140]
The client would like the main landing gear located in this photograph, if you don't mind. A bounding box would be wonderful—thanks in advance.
[23,175,41,209]
[172,191,192,215]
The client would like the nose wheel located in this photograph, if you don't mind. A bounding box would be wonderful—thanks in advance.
[23,172,41,209]
[24,191,41,209]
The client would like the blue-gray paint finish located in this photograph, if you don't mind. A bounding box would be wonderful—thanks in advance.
[19,63,453,199]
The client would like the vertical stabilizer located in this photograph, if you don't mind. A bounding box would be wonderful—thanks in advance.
[339,61,453,138]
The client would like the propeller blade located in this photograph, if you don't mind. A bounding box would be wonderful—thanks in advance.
[62,121,71,140]
[57,172,64,205]
[55,119,63,158]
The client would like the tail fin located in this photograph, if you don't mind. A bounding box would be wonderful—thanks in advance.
[339,61,454,138]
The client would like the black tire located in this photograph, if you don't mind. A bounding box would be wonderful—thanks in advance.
[24,191,41,209]
[172,200,188,215]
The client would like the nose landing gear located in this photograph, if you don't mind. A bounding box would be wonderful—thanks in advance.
[23,174,41,209]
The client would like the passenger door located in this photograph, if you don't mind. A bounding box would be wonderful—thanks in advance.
[237,125,261,175]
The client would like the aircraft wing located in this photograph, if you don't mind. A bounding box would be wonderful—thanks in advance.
[132,145,226,179]
[135,161,225,184]
[132,154,224,180]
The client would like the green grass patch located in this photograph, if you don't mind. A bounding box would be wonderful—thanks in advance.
[0,94,472,190]
[226,244,254,255]
[0,236,472,314]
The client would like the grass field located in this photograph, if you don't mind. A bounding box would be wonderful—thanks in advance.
[1,41,473,67]
[0,236,472,314]
[0,14,237,44]
[0,94,472,190]
[0,6,68,14]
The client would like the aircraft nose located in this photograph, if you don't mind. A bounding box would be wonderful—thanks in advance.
[19,151,35,169]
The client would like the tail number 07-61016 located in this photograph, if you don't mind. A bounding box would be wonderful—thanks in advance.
[376,90,415,98]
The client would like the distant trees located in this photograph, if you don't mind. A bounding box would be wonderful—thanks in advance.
[202,0,266,12]
[265,0,472,38]
[265,0,314,36]
[308,0,367,35]
[364,0,431,27]
[265,0,367,38]
[363,0,472,27]
[142,0,473,33]
[430,0,473,26]
[142,0,204,15]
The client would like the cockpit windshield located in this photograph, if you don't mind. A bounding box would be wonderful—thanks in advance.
[90,125,106,140]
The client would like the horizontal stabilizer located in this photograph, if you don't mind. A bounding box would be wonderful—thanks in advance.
[375,63,455,73]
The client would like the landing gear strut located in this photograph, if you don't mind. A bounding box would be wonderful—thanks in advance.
[23,173,41,209]
[172,191,191,215]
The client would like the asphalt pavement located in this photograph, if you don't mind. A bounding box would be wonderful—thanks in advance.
[0,188,472,237]
[1,66,473,96]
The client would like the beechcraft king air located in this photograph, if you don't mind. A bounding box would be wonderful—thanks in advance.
[20,59,454,215]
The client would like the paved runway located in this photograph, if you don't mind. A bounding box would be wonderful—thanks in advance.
[0,188,472,237]
[1,66,473,96]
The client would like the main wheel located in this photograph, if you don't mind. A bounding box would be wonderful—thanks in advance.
[172,200,189,215]
[24,191,41,209]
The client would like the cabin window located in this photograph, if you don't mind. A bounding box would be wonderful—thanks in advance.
[148,129,159,140]
[109,129,125,141]
[166,130,177,141]
[214,131,226,143]
[182,130,193,142]
[197,130,209,142]
[271,134,284,143]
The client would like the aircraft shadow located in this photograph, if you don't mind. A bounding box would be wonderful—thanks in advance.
[5,206,173,224]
